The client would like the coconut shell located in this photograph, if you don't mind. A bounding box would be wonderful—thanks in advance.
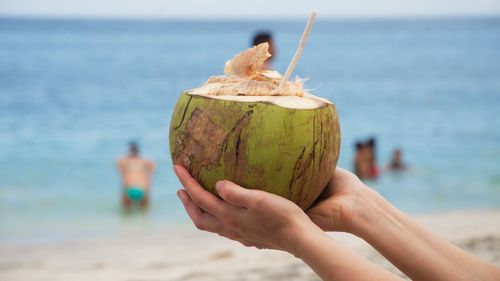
[169,92,340,209]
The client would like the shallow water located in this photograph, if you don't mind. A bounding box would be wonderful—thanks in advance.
[1,17,499,244]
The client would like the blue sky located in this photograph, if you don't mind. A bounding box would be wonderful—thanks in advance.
[1,0,500,19]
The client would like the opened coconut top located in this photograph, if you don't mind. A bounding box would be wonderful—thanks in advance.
[187,43,331,109]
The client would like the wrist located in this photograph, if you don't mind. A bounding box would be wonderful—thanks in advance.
[349,187,395,239]
[285,220,327,258]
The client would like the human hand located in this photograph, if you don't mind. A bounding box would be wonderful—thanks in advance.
[173,165,322,253]
[307,168,385,234]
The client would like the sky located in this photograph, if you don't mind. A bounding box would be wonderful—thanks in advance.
[1,0,500,19]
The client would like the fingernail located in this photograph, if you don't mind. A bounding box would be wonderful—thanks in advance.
[173,165,181,175]
[215,181,224,193]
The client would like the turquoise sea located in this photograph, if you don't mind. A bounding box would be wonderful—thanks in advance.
[1,17,500,244]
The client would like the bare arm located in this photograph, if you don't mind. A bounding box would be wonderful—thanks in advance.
[148,160,156,175]
[353,195,500,281]
[308,169,500,281]
[292,227,402,281]
[173,165,402,281]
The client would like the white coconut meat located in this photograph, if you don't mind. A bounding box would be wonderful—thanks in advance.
[188,83,331,110]
[186,42,332,110]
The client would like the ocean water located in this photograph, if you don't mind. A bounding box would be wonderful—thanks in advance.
[1,17,500,244]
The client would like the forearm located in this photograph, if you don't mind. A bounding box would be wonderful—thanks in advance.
[353,192,500,281]
[290,225,403,281]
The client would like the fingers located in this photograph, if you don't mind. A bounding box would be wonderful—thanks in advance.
[177,189,224,232]
[174,165,231,218]
[215,180,260,208]
[179,189,250,242]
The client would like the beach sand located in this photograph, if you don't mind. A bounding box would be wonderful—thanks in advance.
[1,209,499,281]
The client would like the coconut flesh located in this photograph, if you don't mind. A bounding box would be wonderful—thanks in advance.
[169,43,340,209]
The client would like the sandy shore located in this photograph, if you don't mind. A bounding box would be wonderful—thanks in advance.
[1,209,499,281]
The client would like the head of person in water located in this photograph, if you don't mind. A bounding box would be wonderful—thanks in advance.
[252,31,275,61]
[394,149,401,160]
[129,141,139,157]
[392,149,402,165]
[367,137,377,161]
[355,141,363,152]
[367,137,376,149]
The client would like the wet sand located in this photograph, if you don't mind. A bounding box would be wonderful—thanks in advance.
[1,209,499,280]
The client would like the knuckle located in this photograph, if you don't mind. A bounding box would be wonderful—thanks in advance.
[251,194,266,208]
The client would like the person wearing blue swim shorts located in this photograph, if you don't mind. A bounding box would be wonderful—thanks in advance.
[117,142,155,211]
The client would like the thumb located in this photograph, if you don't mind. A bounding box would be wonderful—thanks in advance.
[215,180,256,208]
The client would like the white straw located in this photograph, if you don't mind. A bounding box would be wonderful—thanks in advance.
[279,11,317,90]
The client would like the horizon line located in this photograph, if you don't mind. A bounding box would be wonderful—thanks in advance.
[1,13,500,22]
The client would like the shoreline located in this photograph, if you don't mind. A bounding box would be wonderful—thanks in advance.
[1,208,499,280]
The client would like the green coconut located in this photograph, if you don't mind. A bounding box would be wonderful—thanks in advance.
[169,41,340,209]
[169,90,340,209]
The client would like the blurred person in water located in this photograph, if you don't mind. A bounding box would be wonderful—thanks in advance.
[117,141,155,211]
[251,31,275,70]
[354,141,368,178]
[388,148,407,171]
[354,138,379,180]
